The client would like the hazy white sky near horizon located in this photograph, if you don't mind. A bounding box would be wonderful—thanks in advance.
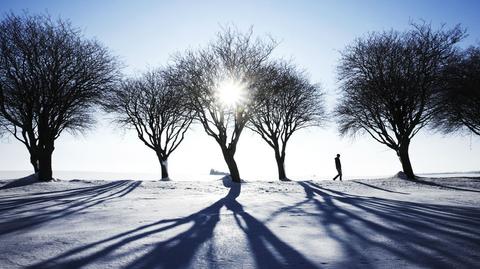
[0,0,479,180]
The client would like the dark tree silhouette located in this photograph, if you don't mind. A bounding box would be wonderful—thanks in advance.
[0,116,6,136]
[250,61,326,180]
[433,46,480,135]
[105,69,193,180]
[168,28,276,183]
[335,23,465,179]
[0,13,119,181]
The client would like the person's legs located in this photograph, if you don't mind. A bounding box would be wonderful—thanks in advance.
[336,168,342,181]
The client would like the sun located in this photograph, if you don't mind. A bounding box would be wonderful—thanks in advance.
[216,79,246,107]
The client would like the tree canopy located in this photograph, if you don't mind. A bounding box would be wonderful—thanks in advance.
[250,61,326,180]
[0,13,119,180]
[433,46,480,135]
[168,27,277,183]
[105,68,193,179]
[335,23,465,178]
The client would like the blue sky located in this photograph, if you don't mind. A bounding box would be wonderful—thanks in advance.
[0,0,479,180]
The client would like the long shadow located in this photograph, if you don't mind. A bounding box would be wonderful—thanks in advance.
[288,181,480,268]
[126,181,318,268]
[352,180,409,194]
[0,174,39,190]
[0,182,118,199]
[123,181,241,269]
[0,180,136,211]
[224,185,319,269]
[412,177,480,193]
[28,189,229,268]
[30,178,318,269]
[0,180,141,235]
[461,176,480,180]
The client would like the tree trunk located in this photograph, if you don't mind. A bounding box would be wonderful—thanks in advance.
[274,148,287,181]
[157,154,169,180]
[38,145,54,181]
[160,161,169,180]
[397,141,415,179]
[27,129,39,173]
[29,150,39,173]
[221,148,241,183]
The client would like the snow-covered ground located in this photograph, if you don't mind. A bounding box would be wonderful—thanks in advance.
[2,170,479,182]
[0,174,479,268]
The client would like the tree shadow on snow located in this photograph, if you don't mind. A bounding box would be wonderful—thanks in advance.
[29,176,318,269]
[413,177,480,193]
[0,180,141,236]
[351,180,410,194]
[280,181,480,268]
[0,174,40,190]
[23,178,480,268]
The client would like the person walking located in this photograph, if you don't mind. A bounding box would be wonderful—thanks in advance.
[333,154,342,181]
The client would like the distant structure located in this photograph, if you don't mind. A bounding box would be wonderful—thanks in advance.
[209,169,229,176]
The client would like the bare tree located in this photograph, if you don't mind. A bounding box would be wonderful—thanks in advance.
[433,46,480,135]
[249,61,326,180]
[105,69,193,180]
[169,27,276,183]
[0,115,6,136]
[335,23,465,179]
[0,13,119,181]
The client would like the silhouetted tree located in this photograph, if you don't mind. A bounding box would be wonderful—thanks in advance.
[105,69,193,180]
[0,13,118,181]
[0,116,6,136]
[433,46,480,135]
[335,23,465,179]
[169,27,276,183]
[249,61,326,180]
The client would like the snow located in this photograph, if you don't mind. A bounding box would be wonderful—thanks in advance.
[0,173,479,268]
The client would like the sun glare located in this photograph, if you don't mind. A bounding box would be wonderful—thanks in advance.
[216,79,246,107]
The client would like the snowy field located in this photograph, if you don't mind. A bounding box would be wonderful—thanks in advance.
[0,174,479,268]
[3,170,479,182]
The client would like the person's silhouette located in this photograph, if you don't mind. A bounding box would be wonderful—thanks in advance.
[333,154,342,181]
